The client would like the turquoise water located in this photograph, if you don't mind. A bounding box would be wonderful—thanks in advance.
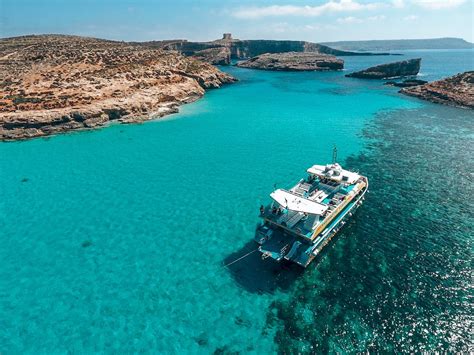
[0,50,473,353]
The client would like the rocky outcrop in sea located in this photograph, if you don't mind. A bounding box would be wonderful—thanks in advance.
[236,52,344,71]
[0,35,236,141]
[400,71,473,109]
[346,58,421,79]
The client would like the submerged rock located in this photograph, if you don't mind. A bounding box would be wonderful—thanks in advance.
[236,52,344,71]
[401,71,474,109]
[81,240,92,248]
[385,79,428,87]
[346,58,421,79]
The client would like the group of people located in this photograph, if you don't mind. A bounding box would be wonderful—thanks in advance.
[259,205,283,216]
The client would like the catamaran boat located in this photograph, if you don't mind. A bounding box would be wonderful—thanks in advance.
[255,154,368,268]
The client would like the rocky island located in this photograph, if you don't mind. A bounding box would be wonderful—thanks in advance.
[0,35,235,141]
[236,52,344,71]
[346,58,421,79]
[401,71,473,109]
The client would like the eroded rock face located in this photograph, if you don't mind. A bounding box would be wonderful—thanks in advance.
[346,58,421,79]
[0,35,236,140]
[236,52,344,71]
[401,71,474,109]
[192,47,231,65]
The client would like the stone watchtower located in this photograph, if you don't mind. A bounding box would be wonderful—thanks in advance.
[222,33,232,40]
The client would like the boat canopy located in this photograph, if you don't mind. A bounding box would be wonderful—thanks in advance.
[270,189,328,215]
[307,163,360,184]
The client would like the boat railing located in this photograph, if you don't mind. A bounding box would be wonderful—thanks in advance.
[310,180,366,240]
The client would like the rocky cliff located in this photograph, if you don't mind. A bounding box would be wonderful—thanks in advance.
[401,71,474,109]
[192,46,231,65]
[236,52,343,71]
[346,58,421,79]
[149,34,393,65]
[0,35,235,140]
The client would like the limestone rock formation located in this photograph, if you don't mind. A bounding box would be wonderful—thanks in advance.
[148,33,393,65]
[0,35,236,140]
[400,71,474,109]
[236,52,344,71]
[346,58,421,79]
[192,46,231,65]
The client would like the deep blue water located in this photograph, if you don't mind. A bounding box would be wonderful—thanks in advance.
[0,50,473,353]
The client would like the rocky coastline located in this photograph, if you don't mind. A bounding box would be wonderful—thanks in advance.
[0,35,236,141]
[346,58,421,79]
[149,33,394,65]
[400,71,473,109]
[236,52,344,71]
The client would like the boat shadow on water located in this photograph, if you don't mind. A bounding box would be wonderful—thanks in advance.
[223,218,362,294]
[223,225,304,294]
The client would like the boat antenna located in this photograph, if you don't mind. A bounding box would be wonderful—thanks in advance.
[332,145,338,164]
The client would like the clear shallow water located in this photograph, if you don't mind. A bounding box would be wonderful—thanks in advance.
[0,50,473,353]
[269,105,474,353]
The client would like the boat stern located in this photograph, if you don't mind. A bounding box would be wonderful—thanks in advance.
[256,229,294,262]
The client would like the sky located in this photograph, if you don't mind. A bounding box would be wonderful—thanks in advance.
[1,0,473,42]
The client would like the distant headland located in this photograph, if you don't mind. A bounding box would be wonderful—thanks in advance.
[321,37,474,52]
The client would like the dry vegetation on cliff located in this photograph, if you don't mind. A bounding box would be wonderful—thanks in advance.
[0,35,235,140]
[401,71,474,109]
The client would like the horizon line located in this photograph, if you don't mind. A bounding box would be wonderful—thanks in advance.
[1,32,473,45]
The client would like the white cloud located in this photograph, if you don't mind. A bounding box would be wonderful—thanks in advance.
[403,14,419,20]
[337,16,364,23]
[232,0,384,19]
[261,22,325,34]
[392,0,405,8]
[368,15,386,20]
[336,14,386,23]
[412,0,466,9]
[304,24,321,30]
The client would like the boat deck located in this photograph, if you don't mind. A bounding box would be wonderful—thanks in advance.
[256,161,368,268]
[261,178,354,239]
[258,230,296,261]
